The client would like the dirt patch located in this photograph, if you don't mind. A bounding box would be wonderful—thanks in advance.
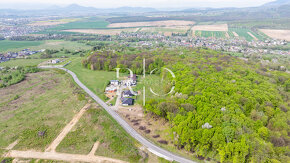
[247,32,258,40]
[192,24,228,31]
[232,31,239,37]
[108,20,195,28]
[116,105,173,148]
[225,32,230,38]
[63,28,139,35]
[259,29,290,41]
[158,140,168,145]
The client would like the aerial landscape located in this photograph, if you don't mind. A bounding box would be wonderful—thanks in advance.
[0,0,289,162]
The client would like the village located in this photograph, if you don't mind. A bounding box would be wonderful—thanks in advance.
[105,74,138,108]
[118,32,290,56]
[0,49,44,63]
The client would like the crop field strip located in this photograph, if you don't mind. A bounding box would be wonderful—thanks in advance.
[228,28,266,41]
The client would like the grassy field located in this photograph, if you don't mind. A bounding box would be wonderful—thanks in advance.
[0,59,47,67]
[0,40,43,52]
[65,57,121,100]
[0,40,92,53]
[56,108,141,162]
[134,73,174,105]
[0,70,87,151]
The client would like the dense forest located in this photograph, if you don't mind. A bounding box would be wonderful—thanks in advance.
[83,48,289,162]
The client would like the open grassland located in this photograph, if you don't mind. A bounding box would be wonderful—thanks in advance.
[191,24,228,31]
[259,29,290,41]
[56,108,141,162]
[63,28,139,35]
[65,58,122,100]
[108,20,195,28]
[0,40,43,52]
[0,59,47,67]
[0,70,87,151]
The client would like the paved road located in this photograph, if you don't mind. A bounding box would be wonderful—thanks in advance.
[53,67,196,163]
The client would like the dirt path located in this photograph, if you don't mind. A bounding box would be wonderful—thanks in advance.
[5,140,18,150]
[88,141,100,156]
[5,150,127,163]
[113,86,123,110]
[45,104,91,152]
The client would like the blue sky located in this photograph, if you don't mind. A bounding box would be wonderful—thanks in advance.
[0,0,275,9]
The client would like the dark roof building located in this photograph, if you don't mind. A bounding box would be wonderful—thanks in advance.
[121,98,134,106]
[122,90,137,97]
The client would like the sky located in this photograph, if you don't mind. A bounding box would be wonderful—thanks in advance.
[0,0,276,9]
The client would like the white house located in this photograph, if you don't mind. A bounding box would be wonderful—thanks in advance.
[110,80,120,86]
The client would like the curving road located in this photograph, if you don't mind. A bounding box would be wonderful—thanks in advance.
[50,67,195,163]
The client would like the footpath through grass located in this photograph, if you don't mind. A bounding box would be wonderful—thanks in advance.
[57,108,141,162]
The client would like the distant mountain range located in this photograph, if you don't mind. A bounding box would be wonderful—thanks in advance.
[0,0,289,16]
[263,0,290,6]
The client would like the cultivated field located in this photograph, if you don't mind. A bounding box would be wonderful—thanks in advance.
[195,31,227,38]
[63,28,139,35]
[260,29,290,41]
[247,32,258,40]
[140,26,190,36]
[229,28,264,41]
[108,20,195,28]
[36,19,109,35]
[29,18,80,26]
[191,24,228,31]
